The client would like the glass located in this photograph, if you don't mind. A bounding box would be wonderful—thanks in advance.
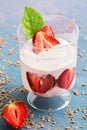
[17,15,79,111]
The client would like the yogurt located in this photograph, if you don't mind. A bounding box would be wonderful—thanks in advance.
[20,38,77,97]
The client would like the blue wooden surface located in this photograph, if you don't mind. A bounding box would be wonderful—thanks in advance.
[0,0,87,130]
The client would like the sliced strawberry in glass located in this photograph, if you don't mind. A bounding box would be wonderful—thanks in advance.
[26,72,40,92]
[26,72,55,93]
[57,68,76,89]
[39,74,55,93]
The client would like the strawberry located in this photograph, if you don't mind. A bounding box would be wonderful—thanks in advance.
[26,72,55,93]
[39,74,55,93]
[26,72,40,92]
[57,68,75,89]
[1,101,28,129]
[39,24,55,37]
[32,25,60,54]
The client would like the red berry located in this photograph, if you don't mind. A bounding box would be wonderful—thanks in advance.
[26,72,55,93]
[39,74,55,93]
[39,24,55,37]
[57,68,75,89]
[26,72,40,92]
[32,25,60,54]
[1,101,28,129]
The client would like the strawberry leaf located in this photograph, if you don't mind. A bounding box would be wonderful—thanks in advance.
[21,7,44,39]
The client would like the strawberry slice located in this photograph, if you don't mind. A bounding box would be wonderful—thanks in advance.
[39,74,55,93]
[1,101,28,129]
[32,25,60,54]
[26,72,40,92]
[26,72,55,93]
[57,68,75,89]
[40,25,55,37]
[33,31,60,53]
[44,34,59,48]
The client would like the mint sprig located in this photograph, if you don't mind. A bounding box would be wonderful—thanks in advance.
[21,7,44,39]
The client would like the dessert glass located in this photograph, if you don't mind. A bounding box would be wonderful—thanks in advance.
[17,15,79,111]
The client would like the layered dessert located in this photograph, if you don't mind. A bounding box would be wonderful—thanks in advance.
[19,7,77,97]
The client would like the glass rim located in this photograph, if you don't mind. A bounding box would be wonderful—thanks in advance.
[17,14,79,45]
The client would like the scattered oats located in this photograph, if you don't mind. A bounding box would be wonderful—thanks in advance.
[3,59,13,65]
[29,114,34,119]
[46,115,51,122]
[0,103,3,108]
[82,108,87,114]
[68,110,74,118]
[70,121,78,124]
[19,87,28,93]
[37,124,42,129]
[83,36,87,41]
[13,36,18,42]
[74,126,78,130]
[72,90,79,95]
[8,88,17,95]
[80,124,85,128]
[81,91,85,95]
[84,114,87,118]
[0,86,3,88]
[4,94,9,101]
[15,51,18,54]
[82,68,87,71]
[8,48,13,55]
[48,108,52,113]
[37,124,43,129]
[78,53,83,57]
[2,67,5,70]
[85,92,87,95]
[0,71,3,76]
[79,26,82,31]
[41,124,45,128]
[14,60,20,66]
[1,88,5,93]
[41,115,45,121]
[82,115,87,120]
[0,37,7,45]
[28,119,35,125]
[77,107,81,111]
[51,119,56,125]
[82,83,87,87]
[0,53,3,58]
[76,71,80,74]
[65,126,71,130]
[23,125,31,129]
[38,115,41,119]
[54,128,58,130]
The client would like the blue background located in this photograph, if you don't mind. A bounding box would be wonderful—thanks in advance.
[0,0,87,129]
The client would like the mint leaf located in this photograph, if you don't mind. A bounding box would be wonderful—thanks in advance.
[21,7,44,38]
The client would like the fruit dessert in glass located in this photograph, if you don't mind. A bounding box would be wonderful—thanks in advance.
[17,7,79,111]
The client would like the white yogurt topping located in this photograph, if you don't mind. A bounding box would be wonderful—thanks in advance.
[20,38,76,71]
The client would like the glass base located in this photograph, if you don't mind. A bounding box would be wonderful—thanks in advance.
[27,92,71,112]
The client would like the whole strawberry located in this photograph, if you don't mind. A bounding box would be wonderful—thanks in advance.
[1,101,28,129]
